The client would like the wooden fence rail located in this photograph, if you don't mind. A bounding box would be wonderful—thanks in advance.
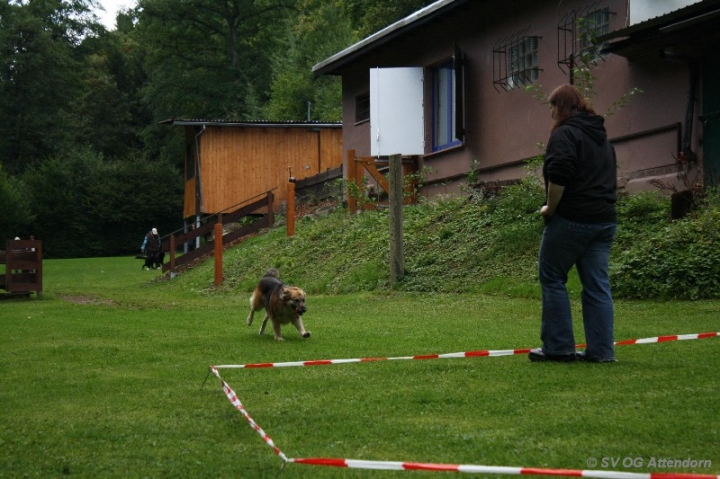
[346,149,420,213]
[162,191,275,275]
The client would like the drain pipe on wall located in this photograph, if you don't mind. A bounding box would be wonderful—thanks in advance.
[194,125,206,250]
[661,50,701,219]
[662,49,699,164]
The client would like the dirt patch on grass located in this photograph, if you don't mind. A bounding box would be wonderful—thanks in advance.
[61,295,116,306]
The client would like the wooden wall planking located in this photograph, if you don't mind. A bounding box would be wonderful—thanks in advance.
[185,126,342,217]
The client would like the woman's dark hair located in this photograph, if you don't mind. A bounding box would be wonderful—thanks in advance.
[548,84,596,131]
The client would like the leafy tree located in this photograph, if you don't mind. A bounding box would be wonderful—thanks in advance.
[263,0,438,121]
[0,163,34,240]
[263,0,349,121]
[22,148,183,258]
[136,0,295,122]
[69,24,151,160]
[21,149,101,257]
[0,0,101,174]
[343,0,436,38]
[83,154,184,256]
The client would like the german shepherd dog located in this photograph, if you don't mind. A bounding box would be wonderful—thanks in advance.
[246,269,309,341]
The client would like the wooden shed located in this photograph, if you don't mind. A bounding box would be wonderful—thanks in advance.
[161,120,343,220]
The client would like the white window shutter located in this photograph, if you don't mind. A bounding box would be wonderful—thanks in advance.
[370,67,424,157]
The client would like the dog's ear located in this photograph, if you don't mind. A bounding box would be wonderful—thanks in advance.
[280,287,293,302]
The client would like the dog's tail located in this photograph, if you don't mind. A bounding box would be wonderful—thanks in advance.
[264,268,279,278]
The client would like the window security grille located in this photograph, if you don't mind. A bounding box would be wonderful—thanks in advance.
[557,3,614,74]
[493,28,542,92]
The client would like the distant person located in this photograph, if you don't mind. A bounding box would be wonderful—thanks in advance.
[140,228,163,269]
[529,84,618,363]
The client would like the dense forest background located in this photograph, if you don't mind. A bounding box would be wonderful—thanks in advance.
[0,0,435,257]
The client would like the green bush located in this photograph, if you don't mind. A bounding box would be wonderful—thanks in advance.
[611,188,720,299]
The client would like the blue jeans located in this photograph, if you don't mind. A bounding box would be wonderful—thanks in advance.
[539,216,617,359]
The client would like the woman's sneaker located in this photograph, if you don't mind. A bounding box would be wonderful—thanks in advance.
[575,351,617,363]
[528,348,576,362]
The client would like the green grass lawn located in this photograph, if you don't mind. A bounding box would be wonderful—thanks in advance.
[1,256,719,478]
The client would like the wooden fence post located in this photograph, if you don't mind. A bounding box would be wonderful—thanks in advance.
[33,240,42,298]
[169,234,176,277]
[5,240,14,292]
[214,215,223,286]
[287,178,296,237]
[388,154,404,286]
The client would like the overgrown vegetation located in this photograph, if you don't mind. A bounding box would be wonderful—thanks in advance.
[175,184,720,300]
[612,189,720,299]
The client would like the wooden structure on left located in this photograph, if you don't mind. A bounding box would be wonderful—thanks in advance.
[160,119,344,224]
[0,239,42,299]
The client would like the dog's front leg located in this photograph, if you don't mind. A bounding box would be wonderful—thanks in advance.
[246,309,255,326]
[271,320,285,341]
[292,315,311,339]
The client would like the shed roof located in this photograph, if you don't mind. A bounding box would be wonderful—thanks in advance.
[160,119,342,128]
[312,0,470,78]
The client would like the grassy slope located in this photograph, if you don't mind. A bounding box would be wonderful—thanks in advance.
[177,187,720,301]
[176,194,547,297]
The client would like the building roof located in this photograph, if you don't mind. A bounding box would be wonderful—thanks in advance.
[599,0,720,58]
[160,119,342,128]
[313,0,720,73]
[312,0,470,77]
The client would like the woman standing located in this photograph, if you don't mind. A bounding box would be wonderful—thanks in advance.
[140,227,162,269]
[529,84,618,363]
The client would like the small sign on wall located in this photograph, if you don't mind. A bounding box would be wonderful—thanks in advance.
[370,67,424,157]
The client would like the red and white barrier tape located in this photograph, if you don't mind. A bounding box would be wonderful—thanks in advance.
[212,332,719,370]
[209,332,719,476]
[209,366,290,463]
[290,457,719,479]
[615,332,719,345]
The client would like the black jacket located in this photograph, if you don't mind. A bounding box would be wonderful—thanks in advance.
[543,113,617,223]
